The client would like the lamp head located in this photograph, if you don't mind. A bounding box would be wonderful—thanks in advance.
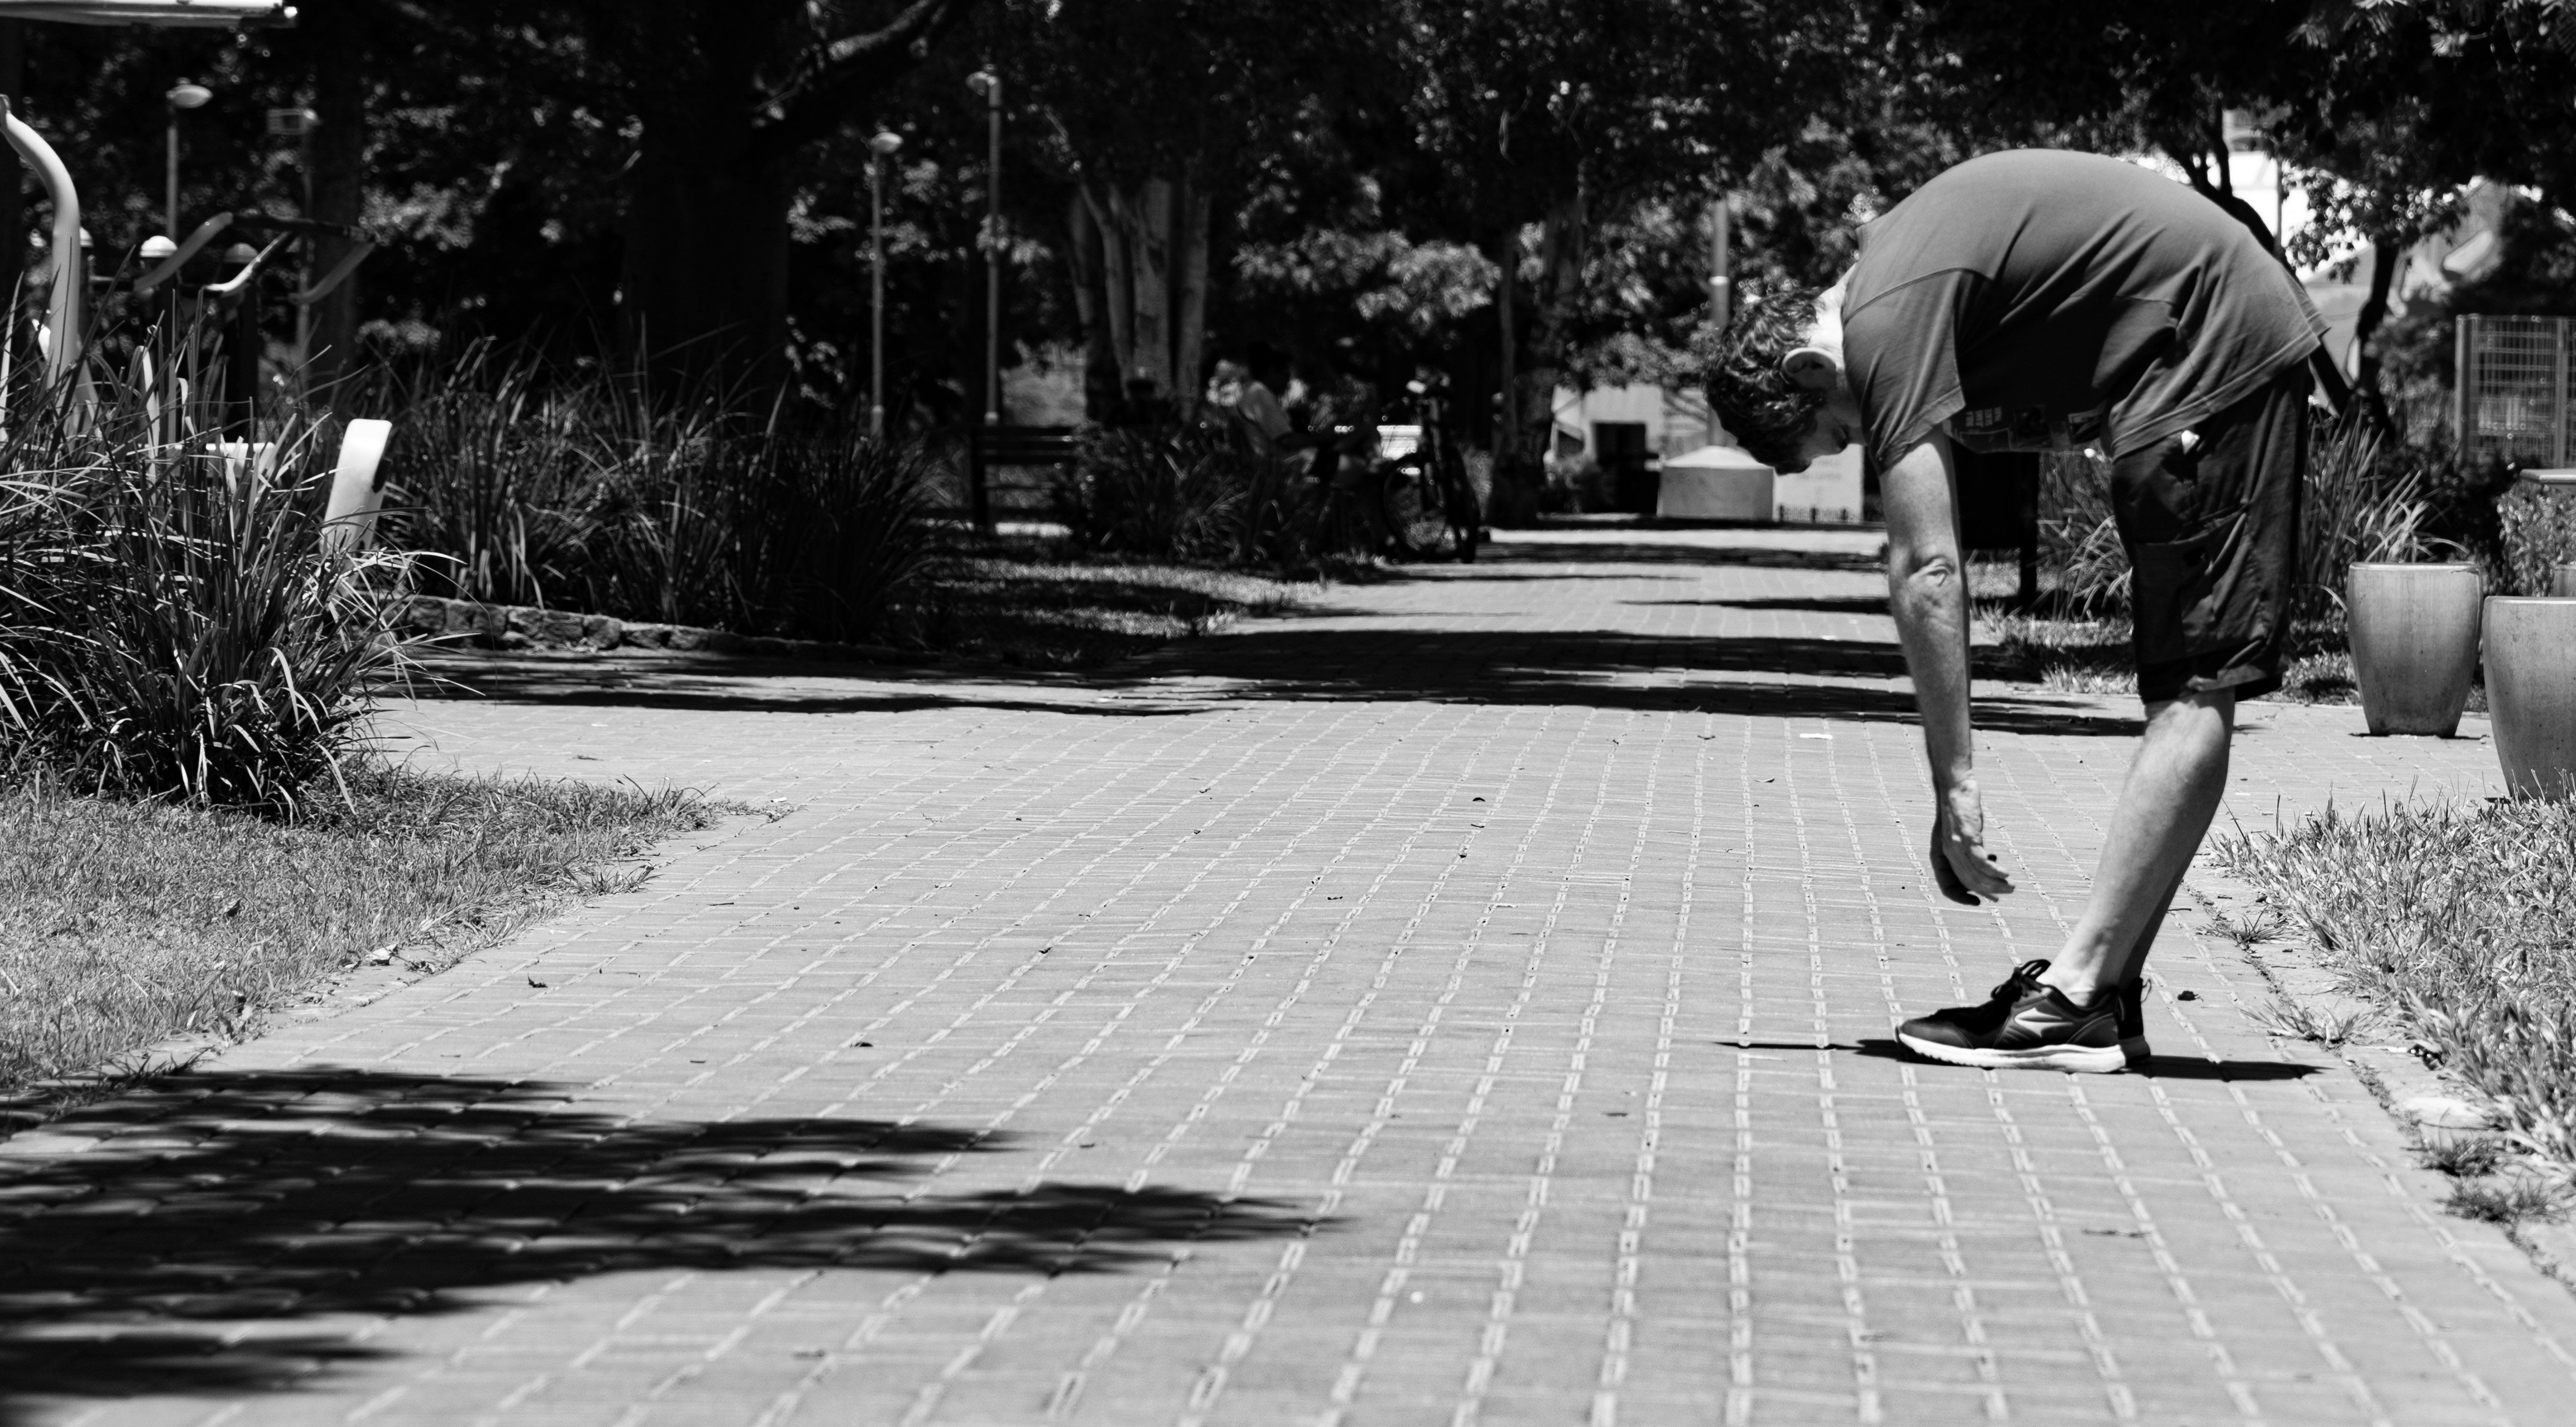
[221,242,259,267]
[140,235,178,262]
[965,69,997,100]
[167,81,213,111]
[869,131,904,157]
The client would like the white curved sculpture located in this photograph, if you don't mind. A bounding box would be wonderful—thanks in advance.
[321,417,393,554]
[0,94,83,391]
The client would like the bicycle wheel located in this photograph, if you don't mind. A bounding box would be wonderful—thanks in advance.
[1380,460,1463,560]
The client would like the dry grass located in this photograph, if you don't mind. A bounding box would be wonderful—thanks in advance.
[2214,797,2576,1168]
[2446,1175,2562,1224]
[0,765,728,1094]
[2244,995,2371,1047]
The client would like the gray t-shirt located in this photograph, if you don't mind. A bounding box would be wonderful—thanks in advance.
[1840,149,2326,471]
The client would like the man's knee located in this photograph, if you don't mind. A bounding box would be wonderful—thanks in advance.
[2142,686,2236,736]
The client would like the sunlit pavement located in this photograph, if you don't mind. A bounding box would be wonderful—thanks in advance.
[5,522,2563,1426]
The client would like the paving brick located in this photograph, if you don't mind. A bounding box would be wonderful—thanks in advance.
[3,526,2570,1423]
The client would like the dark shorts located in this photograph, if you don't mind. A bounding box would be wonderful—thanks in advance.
[2110,366,2310,706]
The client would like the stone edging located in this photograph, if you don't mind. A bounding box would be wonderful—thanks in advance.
[388,596,928,665]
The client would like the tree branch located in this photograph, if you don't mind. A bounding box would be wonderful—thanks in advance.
[758,0,975,151]
[359,0,626,110]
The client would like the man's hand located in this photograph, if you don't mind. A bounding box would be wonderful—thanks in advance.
[1930,779,2015,905]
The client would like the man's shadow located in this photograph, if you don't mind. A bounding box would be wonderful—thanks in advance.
[0,1069,1317,1420]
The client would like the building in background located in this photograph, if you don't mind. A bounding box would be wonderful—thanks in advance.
[1548,382,1863,524]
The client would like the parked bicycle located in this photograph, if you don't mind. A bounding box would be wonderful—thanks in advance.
[1375,375,1481,563]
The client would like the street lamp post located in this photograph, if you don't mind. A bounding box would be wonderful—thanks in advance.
[164,79,211,239]
[965,68,1001,428]
[868,130,902,439]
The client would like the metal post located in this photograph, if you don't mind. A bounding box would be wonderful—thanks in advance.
[982,74,1002,428]
[2456,314,2472,461]
[871,151,886,436]
[2555,317,2568,468]
[295,122,312,374]
[867,131,900,439]
[165,111,178,240]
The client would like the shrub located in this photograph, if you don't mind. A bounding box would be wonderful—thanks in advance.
[375,349,935,643]
[2033,412,2443,624]
[2037,451,2129,618]
[1056,424,1352,570]
[2497,476,2576,596]
[0,377,414,816]
[2301,410,2441,621]
[2216,797,2576,1166]
[1060,425,1253,561]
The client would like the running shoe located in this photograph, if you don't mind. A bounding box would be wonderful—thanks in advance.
[2118,980,2149,1067]
[1896,959,2126,1073]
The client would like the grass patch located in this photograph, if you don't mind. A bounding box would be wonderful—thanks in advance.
[2423,1134,2510,1178]
[1975,603,2421,708]
[2215,797,2576,1166]
[0,765,728,1096]
[2446,1175,2563,1224]
[2245,995,2371,1047]
[903,544,1313,670]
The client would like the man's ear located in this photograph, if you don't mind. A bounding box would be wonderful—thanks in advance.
[1782,347,1842,392]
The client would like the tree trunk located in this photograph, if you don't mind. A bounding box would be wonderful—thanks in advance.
[305,0,367,400]
[1125,180,1172,397]
[1525,193,1587,428]
[2352,238,2401,438]
[1171,177,1210,415]
[1072,175,1209,417]
[620,103,792,387]
[1486,226,1539,525]
[1063,193,1122,418]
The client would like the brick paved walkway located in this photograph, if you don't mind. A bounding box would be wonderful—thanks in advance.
[4,526,2563,1426]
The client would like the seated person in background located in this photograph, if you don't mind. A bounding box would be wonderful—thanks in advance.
[1233,342,1296,455]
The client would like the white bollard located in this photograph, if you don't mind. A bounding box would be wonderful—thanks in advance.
[322,418,394,556]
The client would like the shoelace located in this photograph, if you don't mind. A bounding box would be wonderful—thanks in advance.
[1989,958,2053,1003]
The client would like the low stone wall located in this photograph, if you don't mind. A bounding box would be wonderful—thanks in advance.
[390,596,923,666]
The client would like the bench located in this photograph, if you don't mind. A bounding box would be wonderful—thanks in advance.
[961,423,1083,526]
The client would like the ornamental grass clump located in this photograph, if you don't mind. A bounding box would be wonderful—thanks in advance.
[373,347,937,642]
[2215,798,2576,1167]
[0,377,414,818]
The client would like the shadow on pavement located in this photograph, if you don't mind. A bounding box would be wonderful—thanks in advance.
[1847,1038,2320,1080]
[0,1069,1315,1418]
[1124,627,2142,737]
[1626,595,1892,617]
[415,627,2140,736]
[1482,540,1884,573]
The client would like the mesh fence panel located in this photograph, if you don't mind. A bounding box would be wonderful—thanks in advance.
[2462,314,2572,466]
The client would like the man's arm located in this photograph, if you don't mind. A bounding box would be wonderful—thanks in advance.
[1881,431,2016,902]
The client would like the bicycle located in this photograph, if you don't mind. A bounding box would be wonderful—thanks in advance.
[1375,376,1481,563]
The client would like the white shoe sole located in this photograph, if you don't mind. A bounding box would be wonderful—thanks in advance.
[1900,1030,2127,1073]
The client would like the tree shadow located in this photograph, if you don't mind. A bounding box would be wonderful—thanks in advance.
[408,653,1208,717]
[0,1069,1315,1418]
[1114,627,2142,737]
[1626,595,1893,617]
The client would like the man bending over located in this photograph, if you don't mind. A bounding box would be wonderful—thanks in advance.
[1708,149,2326,1073]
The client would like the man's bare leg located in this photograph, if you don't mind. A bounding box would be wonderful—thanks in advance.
[2118,862,2188,987]
[2039,689,2235,1005]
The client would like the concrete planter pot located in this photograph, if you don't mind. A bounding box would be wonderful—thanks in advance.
[2483,596,2576,799]
[2347,563,2483,736]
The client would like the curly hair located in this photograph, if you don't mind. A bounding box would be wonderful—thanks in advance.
[1701,284,1830,472]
